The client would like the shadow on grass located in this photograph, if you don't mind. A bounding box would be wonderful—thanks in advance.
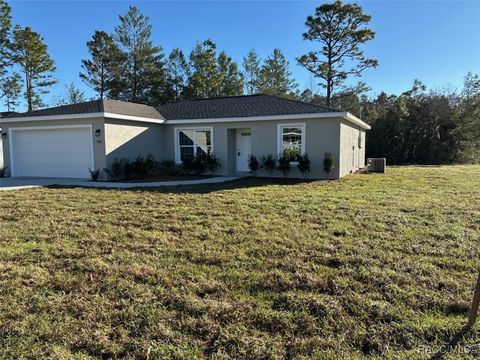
[430,325,476,360]
[45,177,323,194]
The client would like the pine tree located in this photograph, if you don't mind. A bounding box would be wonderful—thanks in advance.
[297,0,378,106]
[0,0,12,77]
[165,48,189,101]
[80,30,123,100]
[12,26,57,111]
[218,51,243,96]
[54,83,87,106]
[187,39,220,98]
[0,0,17,112]
[113,6,165,104]
[243,49,261,95]
[187,40,244,99]
[0,72,20,111]
[259,49,297,96]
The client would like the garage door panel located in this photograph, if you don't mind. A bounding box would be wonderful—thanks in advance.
[11,126,94,178]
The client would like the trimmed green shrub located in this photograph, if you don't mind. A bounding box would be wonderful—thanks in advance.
[262,155,276,174]
[248,154,260,175]
[297,154,311,178]
[277,155,291,177]
[88,168,100,182]
[323,152,336,178]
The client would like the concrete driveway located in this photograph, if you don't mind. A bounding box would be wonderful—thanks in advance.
[0,176,242,191]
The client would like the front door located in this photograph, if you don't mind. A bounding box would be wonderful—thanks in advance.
[236,129,251,172]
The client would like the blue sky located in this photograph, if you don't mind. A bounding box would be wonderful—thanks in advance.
[6,0,480,111]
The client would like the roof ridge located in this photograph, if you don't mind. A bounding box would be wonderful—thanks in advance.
[160,94,263,105]
[261,94,341,112]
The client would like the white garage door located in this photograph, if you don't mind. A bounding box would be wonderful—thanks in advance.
[10,125,94,178]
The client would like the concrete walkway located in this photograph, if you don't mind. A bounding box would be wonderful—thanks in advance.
[0,176,242,191]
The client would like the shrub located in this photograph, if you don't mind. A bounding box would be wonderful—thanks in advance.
[108,158,124,180]
[182,157,194,175]
[205,151,220,174]
[0,166,7,178]
[277,155,291,177]
[88,168,100,182]
[248,154,260,175]
[160,160,177,176]
[191,155,207,175]
[262,155,276,174]
[297,154,311,178]
[144,153,157,176]
[123,158,134,179]
[132,155,148,178]
[283,148,300,162]
[323,152,336,178]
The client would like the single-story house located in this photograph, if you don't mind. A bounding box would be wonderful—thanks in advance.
[0,94,370,180]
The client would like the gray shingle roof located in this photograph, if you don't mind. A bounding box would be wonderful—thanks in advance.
[4,99,164,120]
[157,94,337,120]
[3,95,339,121]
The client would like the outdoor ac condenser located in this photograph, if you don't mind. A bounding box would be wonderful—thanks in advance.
[367,158,386,173]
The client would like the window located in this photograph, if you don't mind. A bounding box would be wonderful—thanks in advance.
[277,123,305,162]
[175,128,212,163]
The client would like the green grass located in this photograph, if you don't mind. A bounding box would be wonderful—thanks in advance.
[0,165,479,359]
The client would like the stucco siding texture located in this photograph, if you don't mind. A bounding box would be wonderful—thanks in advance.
[162,117,342,179]
[103,119,164,167]
[0,118,106,178]
[339,120,366,177]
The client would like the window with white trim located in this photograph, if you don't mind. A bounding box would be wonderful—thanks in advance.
[278,123,305,162]
[176,128,212,162]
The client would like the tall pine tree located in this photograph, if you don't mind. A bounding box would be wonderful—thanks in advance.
[80,30,123,100]
[12,26,56,111]
[217,51,243,96]
[187,39,243,99]
[165,48,189,101]
[187,39,219,99]
[0,0,21,112]
[113,6,165,104]
[297,0,378,106]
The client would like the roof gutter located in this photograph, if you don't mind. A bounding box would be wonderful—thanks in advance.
[165,111,371,130]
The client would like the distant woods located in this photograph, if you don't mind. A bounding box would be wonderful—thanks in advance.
[0,0,478,163]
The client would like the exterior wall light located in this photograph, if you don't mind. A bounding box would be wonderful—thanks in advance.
[95,129,101,137]
[1,131,6,139]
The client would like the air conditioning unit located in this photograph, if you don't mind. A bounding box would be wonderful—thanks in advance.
[367,158,386,173]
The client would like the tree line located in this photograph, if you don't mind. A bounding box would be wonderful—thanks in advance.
[0,0,478,163]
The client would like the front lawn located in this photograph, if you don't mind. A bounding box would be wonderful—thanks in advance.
[0,166,479,359]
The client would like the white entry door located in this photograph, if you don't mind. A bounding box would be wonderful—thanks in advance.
[236,128,251,172]
[10,125,94,178]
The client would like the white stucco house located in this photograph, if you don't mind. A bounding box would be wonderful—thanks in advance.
[0,94,370,180]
